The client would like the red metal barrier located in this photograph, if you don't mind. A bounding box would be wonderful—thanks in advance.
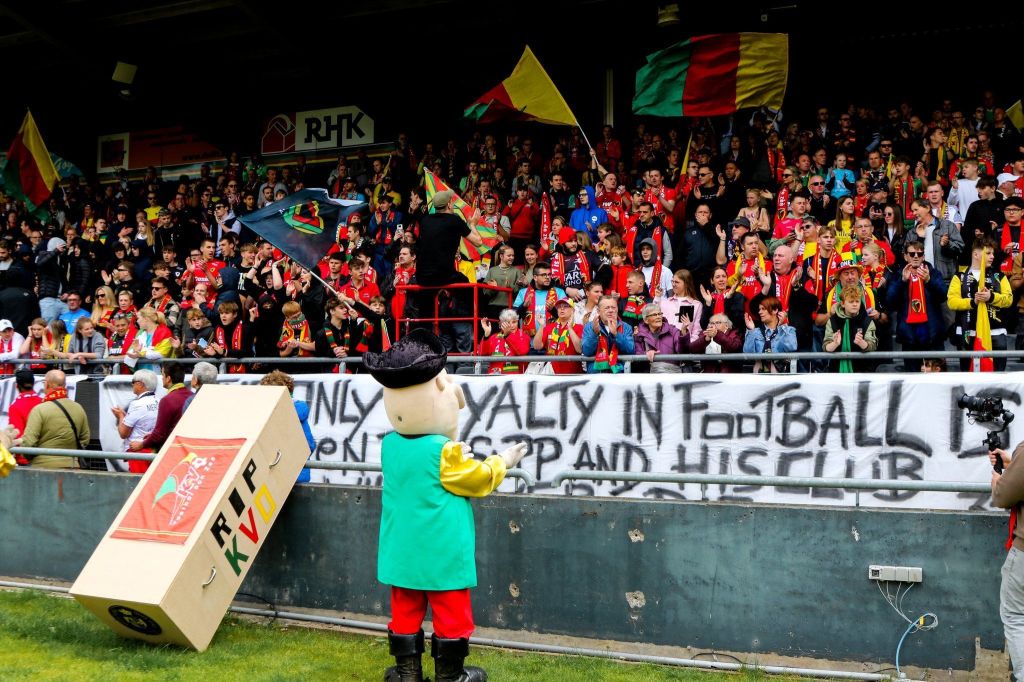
[395,282,514,352]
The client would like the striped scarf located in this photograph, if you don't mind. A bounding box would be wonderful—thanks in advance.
[279,314,313,356]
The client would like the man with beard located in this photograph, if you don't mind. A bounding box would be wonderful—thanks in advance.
[513,261,566,337]
[548,227,602,303]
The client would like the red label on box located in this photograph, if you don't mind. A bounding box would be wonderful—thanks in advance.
[111,437,246,545]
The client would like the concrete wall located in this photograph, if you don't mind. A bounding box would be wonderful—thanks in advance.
[0,469,1007,670]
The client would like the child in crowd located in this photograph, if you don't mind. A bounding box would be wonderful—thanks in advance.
[606,245,632,299]
[619,270,651,327]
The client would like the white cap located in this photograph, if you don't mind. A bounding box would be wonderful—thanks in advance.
[0,319,12,331]
[997,172,1020,185]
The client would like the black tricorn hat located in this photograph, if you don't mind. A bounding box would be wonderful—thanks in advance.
[363,328,447,389]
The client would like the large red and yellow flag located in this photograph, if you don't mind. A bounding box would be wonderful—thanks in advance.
[422,169,500,261]
[4,111,59,213]
[464,46,578,127]
[633,33,788,117]
[974,248,994,372]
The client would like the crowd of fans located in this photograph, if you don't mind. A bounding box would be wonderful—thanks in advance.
[1,90,1023,376]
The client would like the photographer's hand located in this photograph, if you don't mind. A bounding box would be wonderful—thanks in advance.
[990,447,1011,471]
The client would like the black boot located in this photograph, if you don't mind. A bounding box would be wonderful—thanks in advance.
[431,634,486,682]
[384,630,426,682]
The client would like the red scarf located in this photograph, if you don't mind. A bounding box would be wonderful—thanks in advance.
[711,292,727,316]
[894,176,916,220]
[0,334,14,375]
[522,287,557,336]
[27,332,52,370]
[152,295,172,313]
[906,274,929,324]
[767,149,786,183]
[773,270,797,311]
[44,387,69,402]
[488,334,521,374]
[776,186,791,219]
[593,324,623,373]
[854,194,869,217]
[805,249,842,301]
[215,322,246,373]
[646,262,663,297]
[549,251,590,286]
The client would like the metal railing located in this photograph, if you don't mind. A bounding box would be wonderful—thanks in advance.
[11,447,988,506]
[4,348,1022,375]
[9,447,537,488]
[550,470,993,507]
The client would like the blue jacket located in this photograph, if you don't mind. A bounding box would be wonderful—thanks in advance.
[581,320,634,373]
[742,324,797,353]
[885,262,947,346]
[569,186,608,242]
[294,399,316,483]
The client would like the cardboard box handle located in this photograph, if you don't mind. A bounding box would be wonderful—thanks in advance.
[201,567,216,589]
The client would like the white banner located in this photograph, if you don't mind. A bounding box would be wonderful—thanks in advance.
[71,372,1023,511]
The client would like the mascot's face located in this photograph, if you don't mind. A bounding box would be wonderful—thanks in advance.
[382,369,465,440]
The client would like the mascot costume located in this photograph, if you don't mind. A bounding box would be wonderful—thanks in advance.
[364,329,527,682]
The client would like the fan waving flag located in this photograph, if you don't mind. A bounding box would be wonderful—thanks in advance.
[237,188,365,272]
[633,33,788,117]
[423,169,501,261]
[4,111,59,215]
[465,46,579,127]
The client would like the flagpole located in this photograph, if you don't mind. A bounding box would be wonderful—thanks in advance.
[575,119,595,154]
[308,268,359,313]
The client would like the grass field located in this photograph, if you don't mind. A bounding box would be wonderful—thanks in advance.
[0,588,798,681]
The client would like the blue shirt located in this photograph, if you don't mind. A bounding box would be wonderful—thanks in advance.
[59,308,90,330]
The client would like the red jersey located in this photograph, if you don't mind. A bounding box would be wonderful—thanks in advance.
[8,391,41,438]
[540,321,584,374]
[727,256,772,301]
[595,186,629,229]
[188,259,226,289]
[341,278,381,305]
[645,186,677,231]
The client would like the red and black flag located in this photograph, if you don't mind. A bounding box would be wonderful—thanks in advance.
[237,188,366,271]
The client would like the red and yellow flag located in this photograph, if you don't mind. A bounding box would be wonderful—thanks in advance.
[4,111,59,212]
[464,46,578,127]
[974,248,994,372]
[633,33,788,117]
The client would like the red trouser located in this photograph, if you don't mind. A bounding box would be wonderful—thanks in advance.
[128,448,152,474]
[389,586,474,639]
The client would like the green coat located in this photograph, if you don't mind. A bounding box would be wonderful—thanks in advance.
[378,433,478,591]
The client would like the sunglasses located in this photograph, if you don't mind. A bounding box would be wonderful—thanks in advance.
[810,181,825,186]
[907,252,924,257]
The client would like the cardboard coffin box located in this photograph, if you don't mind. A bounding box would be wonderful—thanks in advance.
[71,384,311,651]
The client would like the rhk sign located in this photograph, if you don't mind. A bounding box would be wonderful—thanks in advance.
[261,105,375,155]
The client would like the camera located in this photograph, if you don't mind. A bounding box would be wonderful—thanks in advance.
[958,393,1014,472]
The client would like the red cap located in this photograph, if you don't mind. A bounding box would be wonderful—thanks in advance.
[558,227,577,245]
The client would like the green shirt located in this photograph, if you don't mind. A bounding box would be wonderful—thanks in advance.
[378,433,478,590]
